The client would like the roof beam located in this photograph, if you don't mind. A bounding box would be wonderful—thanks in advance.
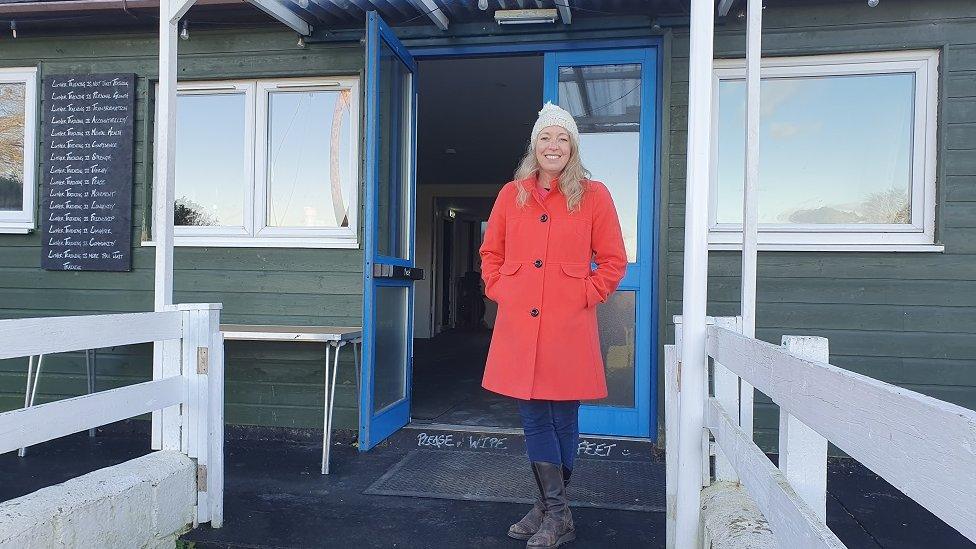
[717,0,735,17]
[407,0,449,30]
[245,0,312,35]
[556,0,570,24]
[168,0,195,23]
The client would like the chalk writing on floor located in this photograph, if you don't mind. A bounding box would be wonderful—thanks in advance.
[577,440,617,458]
[415,432,508,451]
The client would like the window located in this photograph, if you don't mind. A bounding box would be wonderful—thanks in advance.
[153,77,360,247]
[708,50,939,251]
[0,67,37,234]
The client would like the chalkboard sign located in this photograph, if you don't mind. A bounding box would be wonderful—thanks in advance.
[41,73,135,271]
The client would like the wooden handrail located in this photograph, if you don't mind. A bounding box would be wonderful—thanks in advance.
[706,325,976,542]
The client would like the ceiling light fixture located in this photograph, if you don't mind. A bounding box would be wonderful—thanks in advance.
[494,9,558,25]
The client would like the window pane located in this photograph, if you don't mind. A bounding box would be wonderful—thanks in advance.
[376,41,412,259]
[175,93,247,226]
[0,82,26,211]
[586,290,637,408]
[716,73,915,225]
[373,285,409,412]
[266,90,354,228]
[559,64,641,262]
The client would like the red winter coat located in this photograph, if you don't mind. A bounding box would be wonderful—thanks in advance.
[479,175,627,400]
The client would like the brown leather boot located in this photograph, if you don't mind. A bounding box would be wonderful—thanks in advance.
[508,467,572,540]
[526,462,575,548]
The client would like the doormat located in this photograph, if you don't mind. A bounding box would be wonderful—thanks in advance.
[363,449,665,512]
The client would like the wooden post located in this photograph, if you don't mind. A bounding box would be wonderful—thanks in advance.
[712,316,742,482]
[675,0,715,545]
[152,0,179,450]
[177,303,223,526]
[207,306,224,528]
[739,0,763,445]
[780,335,829,522]
[664,344,679,549]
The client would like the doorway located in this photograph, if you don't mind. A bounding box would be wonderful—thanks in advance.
[410,55,543,429]
[358,23,662,448]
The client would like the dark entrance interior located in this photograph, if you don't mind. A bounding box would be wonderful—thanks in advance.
[410,54,543,428]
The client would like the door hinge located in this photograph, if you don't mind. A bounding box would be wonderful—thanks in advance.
[197,347,209,375]
[197,464,208,492]
[676,361,682,392]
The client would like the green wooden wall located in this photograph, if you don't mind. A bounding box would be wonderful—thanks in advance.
[0,27,365,431]
[663,0,976,451]
[0,2,974,452]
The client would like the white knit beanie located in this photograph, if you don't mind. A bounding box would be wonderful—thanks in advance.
[530,101,579,146]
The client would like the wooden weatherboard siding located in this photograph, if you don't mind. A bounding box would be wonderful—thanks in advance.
[0,28,365,431]
[664,0,976,451]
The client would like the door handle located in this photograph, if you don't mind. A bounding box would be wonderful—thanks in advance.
[373,264,425,281]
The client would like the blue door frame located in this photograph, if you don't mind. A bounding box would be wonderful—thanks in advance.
[361,34,662,444]
[543,47,660,438]
[359,11,419,451]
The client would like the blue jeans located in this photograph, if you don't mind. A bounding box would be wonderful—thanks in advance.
[517,399,581,471]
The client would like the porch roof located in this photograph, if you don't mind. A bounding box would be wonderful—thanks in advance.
[0,0,696,35]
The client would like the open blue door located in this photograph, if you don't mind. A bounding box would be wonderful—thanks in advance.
[544,47,659,438]
[359,11,419,451]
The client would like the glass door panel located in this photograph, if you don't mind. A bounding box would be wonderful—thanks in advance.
[545,48,658,438]
[558,63,642,263]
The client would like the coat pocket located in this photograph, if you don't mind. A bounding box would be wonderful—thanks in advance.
[489,261,522,302]
[499,262,523,276]
[559,263,593,309]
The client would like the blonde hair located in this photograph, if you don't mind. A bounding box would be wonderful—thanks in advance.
[513,130,590,212]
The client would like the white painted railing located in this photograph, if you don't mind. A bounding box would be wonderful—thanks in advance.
[0,304,224,527]
[666,316,976,548]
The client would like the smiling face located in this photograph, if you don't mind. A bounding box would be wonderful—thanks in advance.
[534,125,572,179]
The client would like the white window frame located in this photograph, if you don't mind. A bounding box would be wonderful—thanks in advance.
[708,50,940,252]
[149,76,360,248]
[0,67,38,234]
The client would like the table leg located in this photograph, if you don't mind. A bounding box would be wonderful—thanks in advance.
[18,356,36,458]
[322,344,332,475]
[323,341,343,475]
[86,349,95,437]
[353,339,361,395]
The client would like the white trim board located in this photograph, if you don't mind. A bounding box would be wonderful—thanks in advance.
[0,67,38,234]
[706,49,940,251]
[150,76,361,249]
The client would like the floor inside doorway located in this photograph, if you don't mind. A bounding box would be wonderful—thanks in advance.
[411,327,522,428]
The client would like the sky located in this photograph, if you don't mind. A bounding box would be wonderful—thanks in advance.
[715,72,915,225]
[175,90,353,228]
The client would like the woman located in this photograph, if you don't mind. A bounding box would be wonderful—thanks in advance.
[479,102,627,549]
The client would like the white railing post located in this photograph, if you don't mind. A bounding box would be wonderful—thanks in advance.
[664,344,679,549]
[779,335,829,522]
[738,0,763,450]
[712,316,742,483]
[207,306,224,528]
[177,303,223,526]
[676,0,715,544]
[152,0,180,450]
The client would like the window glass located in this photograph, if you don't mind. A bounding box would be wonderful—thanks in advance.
[266,90,353,228]
[559,63,641,262]
[0,82,26,212]
[175,93,247,227]
[716,73,915,226]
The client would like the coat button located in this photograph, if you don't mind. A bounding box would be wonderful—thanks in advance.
[540,214,548,223]
[530,308,540,317]
[534,259,543,268]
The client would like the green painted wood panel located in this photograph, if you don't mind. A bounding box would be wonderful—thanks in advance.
[0,27,366,433]
[663,0,976,453]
